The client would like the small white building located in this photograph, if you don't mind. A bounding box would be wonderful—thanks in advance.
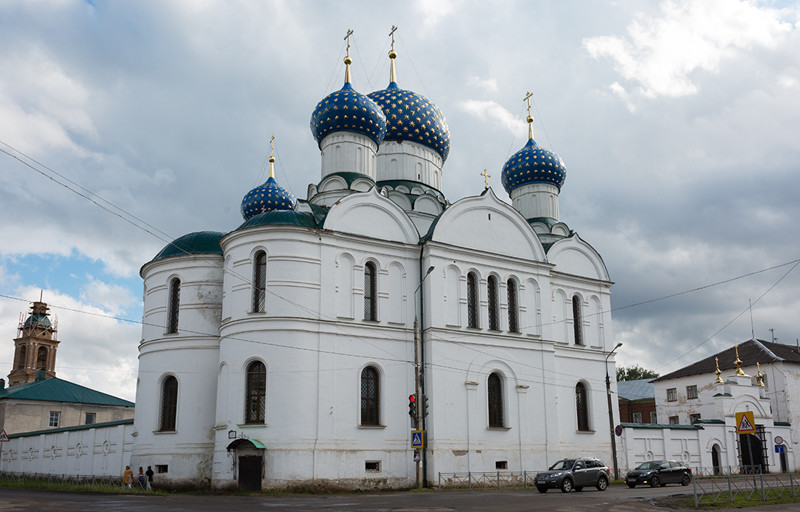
[620,339,796,473]
[127,36,620,491]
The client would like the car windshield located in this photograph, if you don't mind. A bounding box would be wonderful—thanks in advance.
[549,459,576,471]
[635,461,661,470]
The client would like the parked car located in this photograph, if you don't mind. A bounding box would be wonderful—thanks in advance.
[626,460,692,488]
[534,458,611,493]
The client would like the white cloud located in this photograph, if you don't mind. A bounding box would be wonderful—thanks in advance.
[0,45,97,155]
[583,0,793,98]
[80,277,137,316]
[461,99,526,136]
[466,75,498,93]
[415,0,462,28]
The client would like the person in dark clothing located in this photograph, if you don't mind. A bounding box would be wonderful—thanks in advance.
[145,466,154,490]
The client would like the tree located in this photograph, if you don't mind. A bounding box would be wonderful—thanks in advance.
[616,365,659,382]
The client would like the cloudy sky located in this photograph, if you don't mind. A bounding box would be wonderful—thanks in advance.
[1,0,798,402]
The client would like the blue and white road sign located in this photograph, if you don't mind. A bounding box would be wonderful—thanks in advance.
[411,430,423,449]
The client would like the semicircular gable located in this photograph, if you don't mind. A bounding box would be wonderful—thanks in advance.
[323,187,419,244]
[414,195,442,216]
[548,234,610,281]
[430,189,546,261]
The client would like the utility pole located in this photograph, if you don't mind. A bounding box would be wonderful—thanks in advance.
[413,265,435,488]
[605,342,622,481]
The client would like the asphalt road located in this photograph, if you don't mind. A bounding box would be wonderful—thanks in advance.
[0,485,691,512]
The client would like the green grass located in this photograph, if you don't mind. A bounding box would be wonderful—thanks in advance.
[0,477,169,495]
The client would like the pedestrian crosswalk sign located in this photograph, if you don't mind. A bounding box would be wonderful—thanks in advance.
[411,430,423,449]
[0,429,8,442]
[736,411,756,434]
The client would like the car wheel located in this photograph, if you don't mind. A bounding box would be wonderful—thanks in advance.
[681,474,691,486]
[536,485,548,493]
[627,483,636,488]
[561,478,573,493]
[650,475,660,488]
[596,476,608,491]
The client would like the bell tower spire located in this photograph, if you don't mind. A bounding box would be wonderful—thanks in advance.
[8,298,59,386]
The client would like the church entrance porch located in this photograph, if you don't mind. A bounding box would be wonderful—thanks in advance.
[738,426,768,473]
[227,438,265,491]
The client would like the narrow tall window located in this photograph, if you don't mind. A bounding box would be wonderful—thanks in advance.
[159,376,178,431]
[167,278,180,334]
[360,366,380,426]
[576,382,589,431]
[488,372,504,427]
[467,272,479,328]
[507,279,519,333]
[18,345,27,369]
[364,262,377,321]
[245,361,266,423]
[36,346,47,370]
[252,251,267,313]
[572,295,583,345]
[487,276,499,331]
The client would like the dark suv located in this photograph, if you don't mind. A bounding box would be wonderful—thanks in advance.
[626,460,692,488]
[534,457,611,493]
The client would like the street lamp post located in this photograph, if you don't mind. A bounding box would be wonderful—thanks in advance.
[605,342,622,481]
[413,265,435,488]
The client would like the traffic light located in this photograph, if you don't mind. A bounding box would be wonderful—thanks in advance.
[408,394,417,420]
[420,394,429,419]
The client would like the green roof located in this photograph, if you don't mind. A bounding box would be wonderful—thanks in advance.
[0,377,134,407]
[152,231,225,262]
[8,418,134,439]
[237,210,317,229]
[620,422,703,430]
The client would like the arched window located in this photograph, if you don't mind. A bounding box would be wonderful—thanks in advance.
[167,278,180,334]
[17,345,27,369]
[467,272,479,328]
[364,261,377,321]
[360,366,380,426]
[159,376,178,431]
[572,295,583,346]
[36,346,47,370]
[245,361,266,423]
[252,251,267,313]
[488,372,504,427]
[507,279,519,333]
[487,275,499,331]
[575,382,590,431]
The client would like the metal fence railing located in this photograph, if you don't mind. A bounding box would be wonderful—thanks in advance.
[0,471,148,490]
[437,471,533,490]
[691,467,800,508]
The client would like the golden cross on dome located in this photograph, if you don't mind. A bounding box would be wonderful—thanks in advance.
[268,134,275,178]
[523,91,534,140]
[389,25,398,82]
[343,29,354,83]
[481,169,491,189]
[714,356,723,383]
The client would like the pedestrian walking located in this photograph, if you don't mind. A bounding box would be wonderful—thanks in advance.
[145,465,154,490]
[123,465,134,488]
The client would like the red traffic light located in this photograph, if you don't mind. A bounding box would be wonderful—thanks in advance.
[408,394,416,402]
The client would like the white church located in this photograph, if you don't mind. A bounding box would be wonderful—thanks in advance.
[128,33,618,490]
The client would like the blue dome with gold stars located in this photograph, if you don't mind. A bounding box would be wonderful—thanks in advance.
[241,176,296,220]
[310,82,387,147]
[501,138,567,194]
[368,82,450,162]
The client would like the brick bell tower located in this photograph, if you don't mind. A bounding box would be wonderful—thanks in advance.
[7,298,59,386]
